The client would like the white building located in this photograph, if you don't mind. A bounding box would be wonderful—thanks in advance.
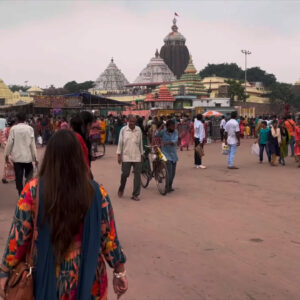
[192,98,230,108]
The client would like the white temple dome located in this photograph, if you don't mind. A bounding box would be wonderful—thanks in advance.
[134,50,176,84]
[94,58,129,92]
[163,18,186,44]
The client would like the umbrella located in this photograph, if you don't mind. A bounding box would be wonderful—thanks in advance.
[203,110,223,117]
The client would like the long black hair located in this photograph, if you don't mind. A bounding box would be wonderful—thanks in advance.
[39,130,94,264]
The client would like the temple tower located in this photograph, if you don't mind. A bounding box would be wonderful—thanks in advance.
[134,49,176,85]
[94,58,129,93]
[160,17,190,79]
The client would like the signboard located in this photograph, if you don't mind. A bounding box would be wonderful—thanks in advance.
[155,109,175,117]
[195,107,203,114]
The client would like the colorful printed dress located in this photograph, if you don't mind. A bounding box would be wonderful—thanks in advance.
[1,179,126,300]
[179,121,191,149]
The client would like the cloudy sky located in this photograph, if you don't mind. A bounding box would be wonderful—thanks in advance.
[0,0,300,87]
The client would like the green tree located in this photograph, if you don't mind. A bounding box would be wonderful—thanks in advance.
[246,67,276,87]
[199,63,244,79]
[8,85,29,92]
[43,85,68,95]
[199,63,277,87]
[225,79,248,102]
[63,80,95,93]
[268,82,300,109]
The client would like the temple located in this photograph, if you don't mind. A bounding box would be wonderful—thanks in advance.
[0,78,13,105]
[93,58,129,94]
[27,86,43,96]
[147,57,208,110]
[144,85,175,110]
[160,17,190,79]
[134,50,176,86]
[167,56,208,98]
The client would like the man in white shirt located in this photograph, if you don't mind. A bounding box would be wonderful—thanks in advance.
[220,116,226,142]
[4,112,38,195]
[194,114,206,169]
[117,115,144,201]
[224,111,240,169]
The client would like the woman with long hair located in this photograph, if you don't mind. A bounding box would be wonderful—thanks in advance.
[268,119,281,166]
[80,111,93,165]
[70,114,90,167]
[0,130,128,300]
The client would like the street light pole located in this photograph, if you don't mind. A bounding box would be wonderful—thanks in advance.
[241,50,251,99]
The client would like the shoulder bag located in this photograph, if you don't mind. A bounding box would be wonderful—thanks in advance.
[196,144,205,157]
[5,184,39,300]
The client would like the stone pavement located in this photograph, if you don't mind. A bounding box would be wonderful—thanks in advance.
[0,140,300,300]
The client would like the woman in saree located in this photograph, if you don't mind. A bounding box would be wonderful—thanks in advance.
[179,118,191,151]
[98,117,107,144]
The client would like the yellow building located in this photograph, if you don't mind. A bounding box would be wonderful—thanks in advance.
[0,78,14,105]
[0,78,33,105]
[27,86,43,96]
[108,95,145,102]
[13,91,34,104]
[201,76,270,104]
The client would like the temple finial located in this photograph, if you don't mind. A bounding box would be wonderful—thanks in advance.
[172,17,178,32]
[155,49,159,58]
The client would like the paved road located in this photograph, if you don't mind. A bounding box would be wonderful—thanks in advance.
[0,140,299,300]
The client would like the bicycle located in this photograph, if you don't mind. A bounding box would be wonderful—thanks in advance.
[141,145,169,195]
[90,133,106,159]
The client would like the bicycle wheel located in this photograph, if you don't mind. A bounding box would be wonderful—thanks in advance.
[91,142,98,160]
[141,157,151,188]
[97,143,105,158]
[155,161,168,195]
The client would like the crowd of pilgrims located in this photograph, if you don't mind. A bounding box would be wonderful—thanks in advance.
[0,111,299,300]
[1,112,300,171]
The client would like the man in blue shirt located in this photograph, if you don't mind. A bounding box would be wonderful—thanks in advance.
[156,119,178,193]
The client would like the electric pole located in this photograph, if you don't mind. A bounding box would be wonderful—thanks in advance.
[241,50,251,100]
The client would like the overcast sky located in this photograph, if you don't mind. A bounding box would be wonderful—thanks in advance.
[0,0,300,88]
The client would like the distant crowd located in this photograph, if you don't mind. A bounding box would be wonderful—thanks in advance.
[1,111,299,196]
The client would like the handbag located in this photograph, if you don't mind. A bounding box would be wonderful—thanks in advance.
[222,143,229,155]
[195,144,205,157]
[5,184,39,300]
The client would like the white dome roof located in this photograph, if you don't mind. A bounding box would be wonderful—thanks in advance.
[163,18,186,44]
[94,58,129,91]
[134,50,176,84]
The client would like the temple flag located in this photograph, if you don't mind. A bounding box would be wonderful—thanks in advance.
[175,12,179,17]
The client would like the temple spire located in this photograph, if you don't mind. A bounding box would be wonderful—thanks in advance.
[184,55,197,74]
[172,17,178,32]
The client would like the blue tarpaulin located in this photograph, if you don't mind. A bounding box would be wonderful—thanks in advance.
[63,92,131,107]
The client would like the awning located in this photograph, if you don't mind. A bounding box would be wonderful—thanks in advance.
[63,92,131,107]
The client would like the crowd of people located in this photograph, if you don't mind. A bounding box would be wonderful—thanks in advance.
[1,111,300,194]
[0,109,299,299]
